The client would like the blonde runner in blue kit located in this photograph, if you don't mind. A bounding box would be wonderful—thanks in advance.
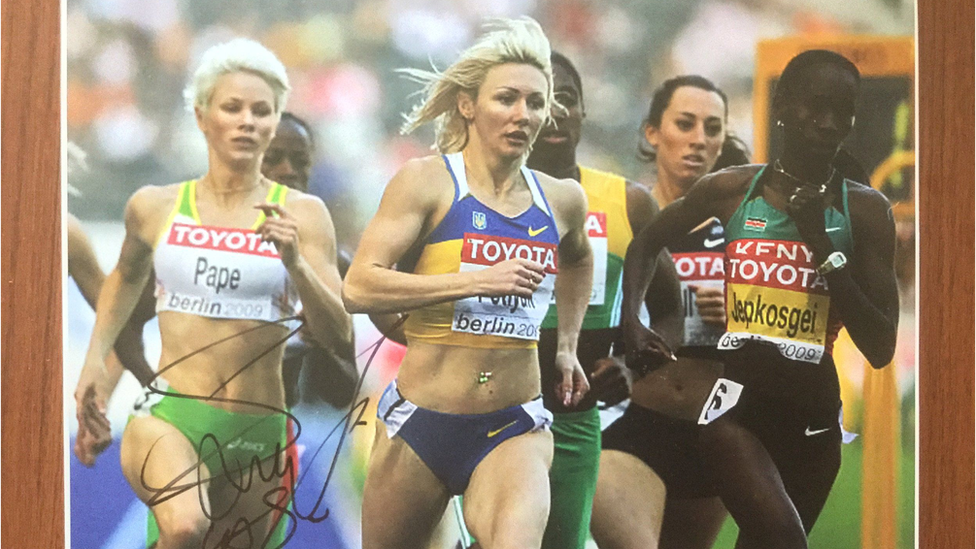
[401,152,561,348]
[381,152,556,493]
[345,20,594,548]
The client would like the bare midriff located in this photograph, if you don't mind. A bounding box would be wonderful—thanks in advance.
[156,311,289,414]
[396,339,542,414]
[630,357,723,422]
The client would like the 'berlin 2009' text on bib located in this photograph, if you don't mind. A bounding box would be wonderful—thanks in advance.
[453,233,558,341]
[718,238,830,363]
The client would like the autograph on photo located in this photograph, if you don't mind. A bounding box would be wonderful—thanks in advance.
[133,315,399,548]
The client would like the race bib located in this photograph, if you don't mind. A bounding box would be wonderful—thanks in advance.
[718,239,831,363]
[453,233,558,340]
[672,250,725,347]
[584,212,608,306]
[551,211,607,307]
[697,378,744,425]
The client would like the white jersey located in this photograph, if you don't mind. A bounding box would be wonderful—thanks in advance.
[153,180,298,323]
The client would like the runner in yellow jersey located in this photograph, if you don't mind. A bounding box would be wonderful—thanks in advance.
[526,52,682,549]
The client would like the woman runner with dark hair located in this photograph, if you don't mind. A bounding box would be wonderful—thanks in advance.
[591,74,748,549]
[622,50,899,548]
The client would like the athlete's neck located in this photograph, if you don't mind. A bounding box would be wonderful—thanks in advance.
[526,148,577,181]
[651,170,688,209]
[776,148,835,187]
[199,158,264,207]
[462,145,524,196]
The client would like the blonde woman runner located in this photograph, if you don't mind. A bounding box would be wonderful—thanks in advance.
[80,38,352,549]
[343,17,593,549]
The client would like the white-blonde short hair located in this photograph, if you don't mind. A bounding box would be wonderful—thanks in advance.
[183,38,290,114]
[399,17,554,154]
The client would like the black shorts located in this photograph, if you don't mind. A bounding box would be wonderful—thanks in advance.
[718,342,843,461]
[603,343,843,500]
[601,403,715,499]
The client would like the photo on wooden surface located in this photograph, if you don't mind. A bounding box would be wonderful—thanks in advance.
[63,1,918,547]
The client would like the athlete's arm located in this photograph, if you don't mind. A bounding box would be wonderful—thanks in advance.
[76,188,166,466]
[622,171,744,369]
[68,214,108,309]
[80,189,162,382]
[335,246,407,345]
[70,212,156,466]
[257,195,353,350]
[69,215,124,466]
[546,176,593,407]
[342,158,545,314]
[110,280,156,386]
[789,183,899,367]
[626,182,684,352]
[68,214,125,398]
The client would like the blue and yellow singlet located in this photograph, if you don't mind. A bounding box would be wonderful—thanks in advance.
[402,153,560,349]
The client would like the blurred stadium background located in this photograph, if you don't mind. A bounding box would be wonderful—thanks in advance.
[65,0,917,547]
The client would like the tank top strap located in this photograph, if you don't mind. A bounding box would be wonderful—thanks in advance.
[743,165,767,202]
[522,165,553,218]
[252,182,289,229]
[155,180,197,248]
[443,152,469,202]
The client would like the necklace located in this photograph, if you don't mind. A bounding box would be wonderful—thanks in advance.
[772,159,835,196]
[200,175,264,197]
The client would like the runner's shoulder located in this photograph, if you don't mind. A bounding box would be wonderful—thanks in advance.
[126,183,181,220]
[844,179,896,239]
[281,187,329,219]
[387,154,455,208]
[535,171,587,218]
[699,164,762,194]
[624,179,659,218]
[398,154,453,183]
[624,179,655,201]
[845,179,893,212]
[125,183,182,243]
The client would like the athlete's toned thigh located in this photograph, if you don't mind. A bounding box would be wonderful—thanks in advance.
[120,415,212,537]
[462,429,553,549]
[362,421,452,549]
[590,449,666,549]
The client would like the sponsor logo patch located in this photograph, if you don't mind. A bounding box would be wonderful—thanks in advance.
[167,223,279,257]
[462,233,558,273]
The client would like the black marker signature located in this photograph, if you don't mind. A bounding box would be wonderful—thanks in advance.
[137,315,404,548]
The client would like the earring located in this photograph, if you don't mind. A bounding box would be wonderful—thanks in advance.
[776,120,784,127]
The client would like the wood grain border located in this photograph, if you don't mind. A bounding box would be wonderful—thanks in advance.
[916,0,975,547]
[1,0,65,546]
[1,0,971,547]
